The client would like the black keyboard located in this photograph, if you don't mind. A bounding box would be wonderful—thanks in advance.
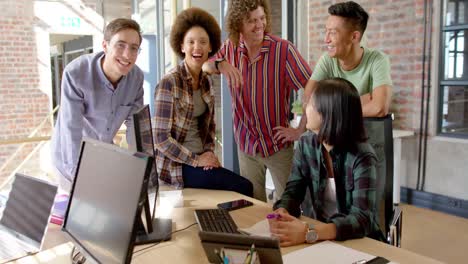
[194,209,240,234]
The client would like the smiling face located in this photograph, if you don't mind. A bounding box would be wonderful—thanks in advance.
[181,26,212,75]
[324,15,358,59]
[240,6,266,44]
[102,28,141,84]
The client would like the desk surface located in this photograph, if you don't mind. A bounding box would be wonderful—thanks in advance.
[11,189,441,264]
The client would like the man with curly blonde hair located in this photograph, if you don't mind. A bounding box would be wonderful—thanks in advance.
[204,0,312,201]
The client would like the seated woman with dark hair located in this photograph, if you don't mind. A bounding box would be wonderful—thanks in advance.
[268,78,384,246]
[153,7,253,197]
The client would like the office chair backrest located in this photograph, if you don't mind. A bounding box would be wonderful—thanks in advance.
[363,114,394,237]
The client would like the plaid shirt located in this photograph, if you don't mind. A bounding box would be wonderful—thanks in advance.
[153,61,215,187]
[274,131,384,241]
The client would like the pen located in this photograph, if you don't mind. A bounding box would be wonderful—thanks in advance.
[266,213,281,219]
[243,250,251,264]
[214,249,223,263]
[242,244,255,264]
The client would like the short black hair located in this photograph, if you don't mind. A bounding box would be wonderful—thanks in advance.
[328,1,369,34]
[312,77,367,149]
[170,7,221,58]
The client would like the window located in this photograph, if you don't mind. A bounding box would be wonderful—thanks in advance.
[439,0,468,137]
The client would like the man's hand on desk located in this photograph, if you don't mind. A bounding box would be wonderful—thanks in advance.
[267,209,307,247]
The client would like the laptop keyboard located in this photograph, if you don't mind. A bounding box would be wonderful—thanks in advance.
[194,209,240,234]
[0,228,33,261]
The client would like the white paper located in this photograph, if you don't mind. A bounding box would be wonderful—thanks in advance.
[283,241,375,264]
[238,219,272,237]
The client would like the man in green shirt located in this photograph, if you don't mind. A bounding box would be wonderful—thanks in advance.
[300,2,393,231]
[304,1,392,117]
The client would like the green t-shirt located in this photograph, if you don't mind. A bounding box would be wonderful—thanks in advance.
[311,47,392,95]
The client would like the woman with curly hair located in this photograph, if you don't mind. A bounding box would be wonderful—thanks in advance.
[153,7,253,196]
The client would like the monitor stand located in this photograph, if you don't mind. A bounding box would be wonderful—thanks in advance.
[133,187,172,245]
[134,218,172,244]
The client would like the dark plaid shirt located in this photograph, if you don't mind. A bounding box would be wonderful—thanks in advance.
[153,61,215,187]
[274,131,383,241]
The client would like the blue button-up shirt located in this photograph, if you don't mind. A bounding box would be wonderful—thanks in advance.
[51,51,144,188]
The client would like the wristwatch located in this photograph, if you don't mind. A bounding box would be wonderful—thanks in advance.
[214,58,225,71]
[305,223,318,243]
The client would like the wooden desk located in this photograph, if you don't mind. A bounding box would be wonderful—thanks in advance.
[11,189,441,264]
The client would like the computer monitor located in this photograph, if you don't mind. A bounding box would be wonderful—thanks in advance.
[132,104,172,244]
[62,138,153,264]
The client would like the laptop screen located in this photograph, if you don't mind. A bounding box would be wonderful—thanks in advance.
[63,138,152,264]
[0,173,57,246]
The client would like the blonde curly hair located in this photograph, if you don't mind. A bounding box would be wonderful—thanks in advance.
[225,0,272,46]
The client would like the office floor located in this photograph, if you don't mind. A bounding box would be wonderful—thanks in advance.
[399,203,468,264]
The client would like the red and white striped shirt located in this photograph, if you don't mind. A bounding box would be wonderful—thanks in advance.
[214,34,312,157]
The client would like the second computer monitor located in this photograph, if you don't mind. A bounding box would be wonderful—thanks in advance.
[132,104,172,244]
[62,138,153,264]
[133,104,158,187]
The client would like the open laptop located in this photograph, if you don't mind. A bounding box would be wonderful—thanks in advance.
[0,173,57,262]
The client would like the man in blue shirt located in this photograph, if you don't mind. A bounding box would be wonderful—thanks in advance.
[51,18,144,192]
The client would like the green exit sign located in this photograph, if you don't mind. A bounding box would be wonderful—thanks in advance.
[60,17,81,28]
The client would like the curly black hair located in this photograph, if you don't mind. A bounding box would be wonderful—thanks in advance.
[170,7,221,58]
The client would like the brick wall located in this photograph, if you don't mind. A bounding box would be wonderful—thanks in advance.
[270,0,282,37]
[308,0,426,130]
[0,0,50,181]
[0,0,131,185]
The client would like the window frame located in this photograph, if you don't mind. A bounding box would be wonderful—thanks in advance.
[438,0,468,138]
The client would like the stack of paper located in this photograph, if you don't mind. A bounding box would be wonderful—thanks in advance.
[238,219,272,237]
[283,241,397,264]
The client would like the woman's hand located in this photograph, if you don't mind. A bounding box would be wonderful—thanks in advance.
[273,207,290,215]
[197,152,221,169]
[268,213,307,247]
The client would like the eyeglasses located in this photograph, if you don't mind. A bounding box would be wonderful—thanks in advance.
[111,41,141,56]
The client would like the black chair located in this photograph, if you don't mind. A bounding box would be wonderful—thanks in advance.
[364,114,402,247]
[300,114,402,247]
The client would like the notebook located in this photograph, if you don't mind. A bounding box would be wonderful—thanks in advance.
[0,173,57,262]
